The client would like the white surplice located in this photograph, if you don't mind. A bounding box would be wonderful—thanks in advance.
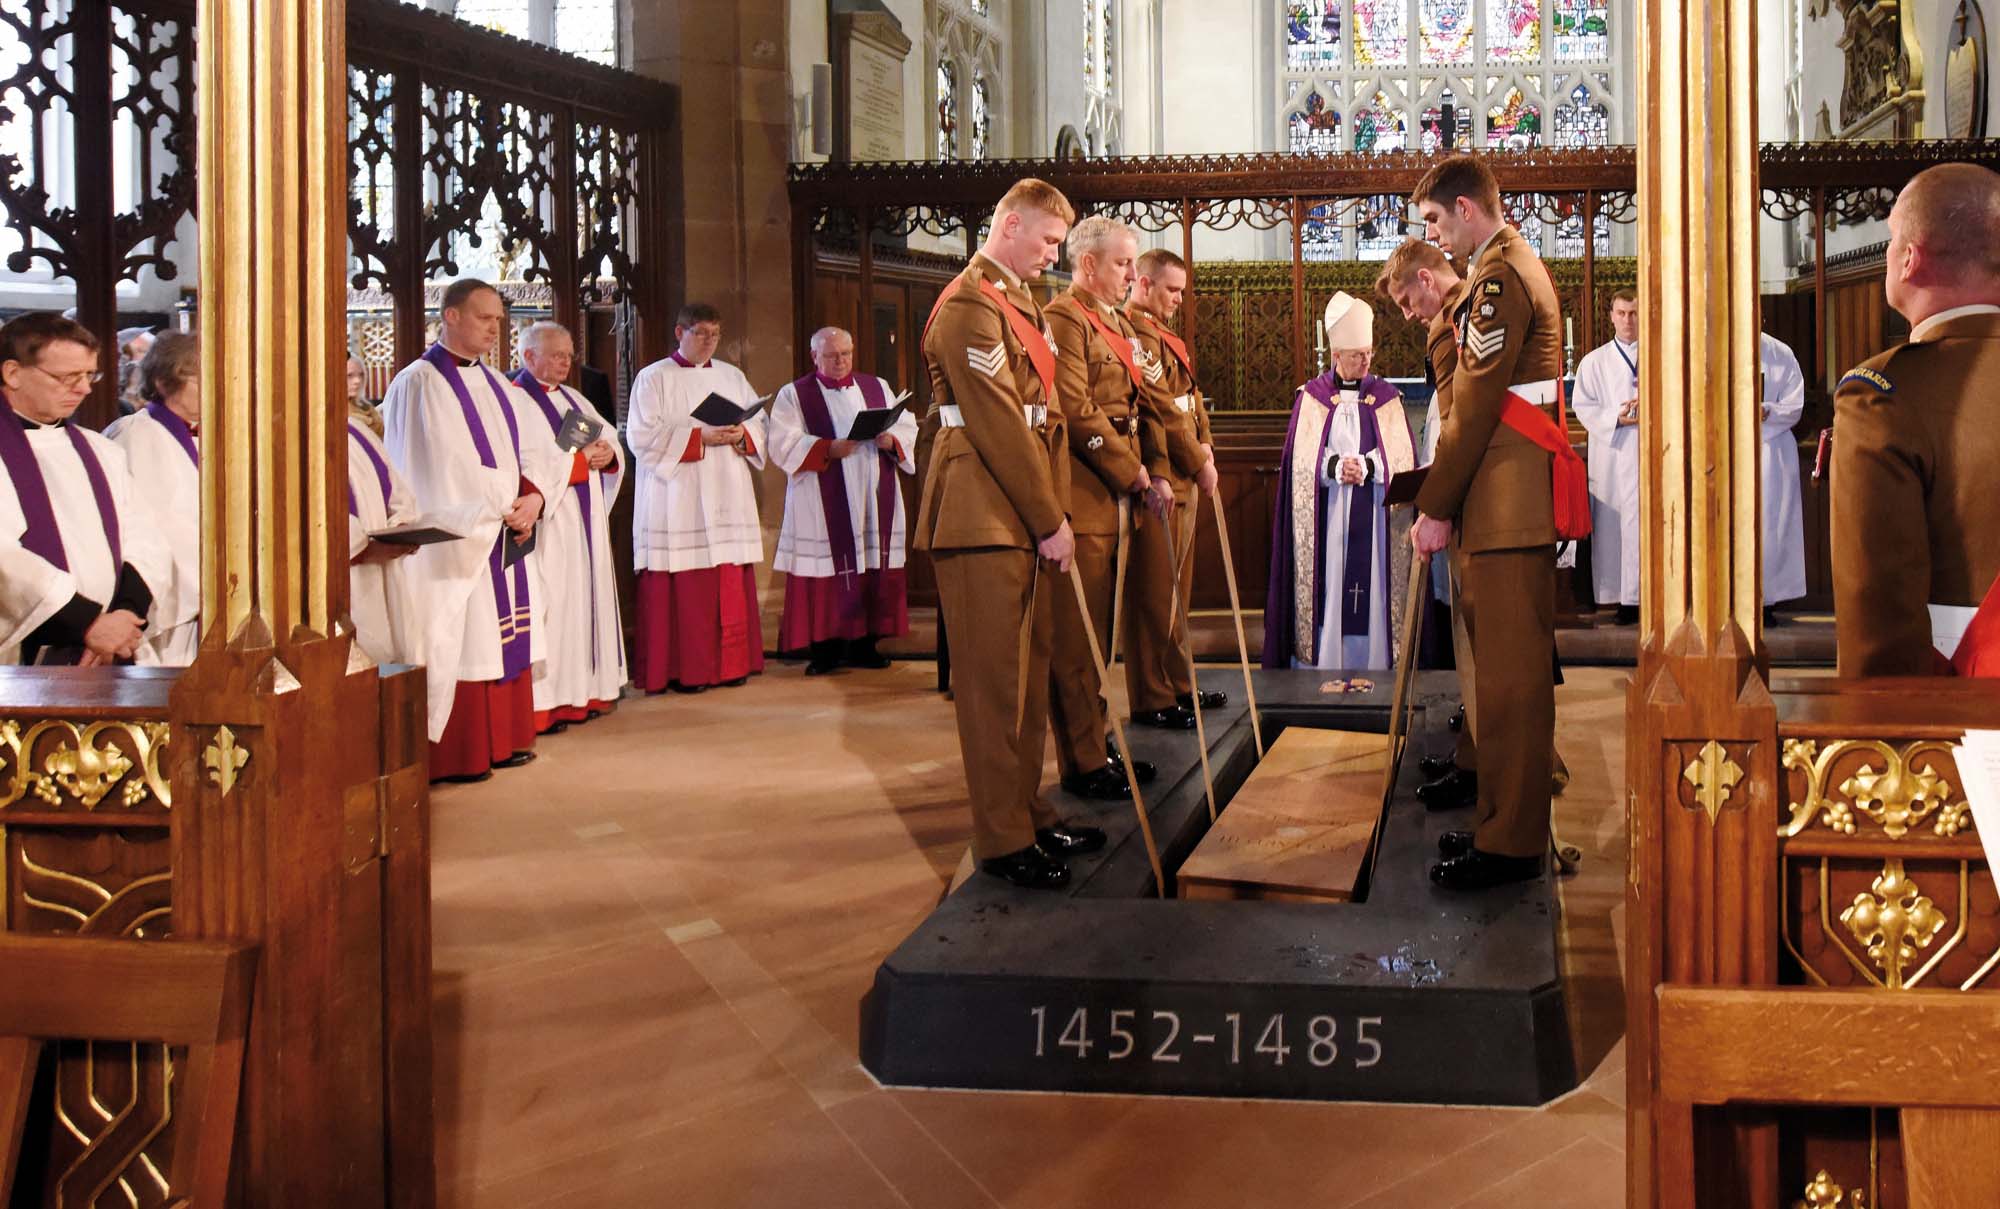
[105,407,200,665]
[381,355,568,740]
[0,420,165,664]
[768,375,917,578]
[346,420,426,667]
[1294,389,1392,670]
[1572,338,1642,607]
[518,379,629,713]
[1760,333,1808,604]
[625,356,768,573]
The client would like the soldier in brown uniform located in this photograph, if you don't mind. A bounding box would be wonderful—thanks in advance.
[1407,155,1567,890]
[915,178,1106,890]
[1043,215,1178,798]
[1128,248,1228,716]
[1833,162,2000,677]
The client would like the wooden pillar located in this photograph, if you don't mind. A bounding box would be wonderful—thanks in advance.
[1811,188,1829,393]
[551,108,583,367]
[1289,198,1306,391]
[858,207,877,370]
[1180,198,1198,350]
[392,69,427,370]
[1581,191,1599,355]
[174,1,426,1203]
[1627,0,1780,1205]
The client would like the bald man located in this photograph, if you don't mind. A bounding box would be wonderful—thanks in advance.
[1834,162,2000,677]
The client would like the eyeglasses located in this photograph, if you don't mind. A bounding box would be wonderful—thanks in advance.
[27,364,105,390]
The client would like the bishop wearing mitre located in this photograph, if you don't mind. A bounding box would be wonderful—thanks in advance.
[382,279,567,783]
[1,313,164,666]
[106,330,202,664]
[625,302,769,693]
[1262,291,1416,670]
[769,326,917,675]
[512,320,628,729]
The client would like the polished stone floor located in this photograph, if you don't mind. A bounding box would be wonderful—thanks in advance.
[432,660,1634,1208]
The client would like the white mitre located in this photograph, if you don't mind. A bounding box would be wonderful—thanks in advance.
[1323,290,1374,351]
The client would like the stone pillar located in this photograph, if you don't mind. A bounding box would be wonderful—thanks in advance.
[172,1,429,1203]
[1626,0,1780,1204]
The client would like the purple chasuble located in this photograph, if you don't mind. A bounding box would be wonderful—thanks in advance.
[513,370,603,670]
[0,391,123,577]
[422,344,532,681]
[1261,373,1398,667]
[791,373,898,625]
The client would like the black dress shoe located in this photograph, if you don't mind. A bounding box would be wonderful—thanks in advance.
[1104,740,1157,783]
[1615,604,1640,626]
[1061,766,1135,800]
[846,639,892,670]
[980,844,1071,890]
[1132,705,1198,730]
[1177,690,1228,710]
[1437,829,1476,857]
[1416,768,1478,810]
[1036,824,1107,855]
[494,751,536,770]
[1418,755,1458,780]
[1430,848,1542,890]
[804,659,840,676]
[1763,606,1787,629]
[720,676,749,688]
[668,681,708,695]
[1447,705,1466,733]
[540,720,571,736]
[430,770,493,786]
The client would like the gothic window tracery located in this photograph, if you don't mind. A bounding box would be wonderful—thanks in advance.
[933,0,1003,160]
[1085,0,1121,155]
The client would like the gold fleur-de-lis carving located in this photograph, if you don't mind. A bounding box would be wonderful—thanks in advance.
[1841,758,1950,839]
[203,726,250,796]
[1683,741,1745,825]
[1839,860,1947,989]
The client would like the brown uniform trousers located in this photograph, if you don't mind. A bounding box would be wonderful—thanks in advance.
[1126,305,1213,710]
[1425,283,1482,772]
[1832,310,2000,676]
[1043,288,1160,776]
[916,254,1071,860]
[1414,227,1564,859]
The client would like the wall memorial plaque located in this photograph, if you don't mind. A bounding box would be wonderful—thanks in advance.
[832,2,913,163]
[1947,0,1989,140]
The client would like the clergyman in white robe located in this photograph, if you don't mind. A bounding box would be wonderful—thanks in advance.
[346,417,425,666]
[1759,333,1809,607]
[769,358,917,671]
[625,337,768,692]
[382,329,566,779]
[106,400,201,664]
[512,361,629,727]
[1572,334,1641,610]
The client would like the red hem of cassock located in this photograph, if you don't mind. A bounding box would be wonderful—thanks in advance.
[533,698,618,733]
[430,673,535,779]
[633,566,766,691]
[777,568,909,651]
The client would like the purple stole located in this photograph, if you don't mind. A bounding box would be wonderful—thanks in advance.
[346,421,394,518]
[791,374,898,604]
[0,392,123,579]
[1260,373,1398,667]
[513,371,603,671]
[142,400,199,466]
[423,344,532,681]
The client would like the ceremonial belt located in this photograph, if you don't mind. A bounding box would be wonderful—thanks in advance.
[1077,305,1147,392]
[1497,379,1592,541]
[937,403,1047,429]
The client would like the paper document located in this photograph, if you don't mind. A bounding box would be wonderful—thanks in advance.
[1957,729,2000,884]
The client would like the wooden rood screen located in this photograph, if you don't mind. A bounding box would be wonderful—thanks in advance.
[0,0,679,430]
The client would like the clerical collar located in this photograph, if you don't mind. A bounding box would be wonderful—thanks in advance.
[434,342,480,368]
[670,351,711,369]
[1910,303,2000,343]
[815,373,856,391]
[1337,376,1364,392]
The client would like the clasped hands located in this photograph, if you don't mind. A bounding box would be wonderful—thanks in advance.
[701,424,750,452]
[825,433,899,460]
[1617,397,1639,427]
[78,609,146,666]
[504,491,543,545]
[1331,454,1371,487]
[584,438,617,470]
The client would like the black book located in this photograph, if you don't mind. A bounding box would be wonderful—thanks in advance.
[1381,464,1430,508]
[556,408,603,452]
[844,394,913,442]
[691,391,769,427]
[503,525,536,566]
[367,523,463,547]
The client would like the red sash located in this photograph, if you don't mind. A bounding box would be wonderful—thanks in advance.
[1950,572,2000,677]
[923,272,1057,404]
[1076,304,1146,391]
[1498,383,1593,541]
[1133,311,1196,376]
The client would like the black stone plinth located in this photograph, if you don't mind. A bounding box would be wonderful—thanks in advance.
[859,669,1578,1106]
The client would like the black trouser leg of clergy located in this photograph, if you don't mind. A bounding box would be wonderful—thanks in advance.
[933,547,1059,860]
[1447,542,1478,772]
[1049,533,1116,779]
[1122,504,1182,713]
[1458,544,1556,858]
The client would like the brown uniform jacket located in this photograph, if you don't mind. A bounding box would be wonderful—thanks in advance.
[1832,309,2000,676]
[1045,287,1154,537]
[1127,305,1210,479]
[914,254,1070,552]
[1415,226,1564,553]
[1425,278,1469,423]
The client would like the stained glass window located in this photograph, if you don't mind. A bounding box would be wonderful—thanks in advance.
[971,74,992,159]
[970,0,989,15]
[1102,0,1115,92]
[937,59,959,161]
[452,0,531,39]
[1552,80,1608,146]
[1301,203,1345,262]
[1352,89,1408,153]
[1552,0,1609,62]
[1353,0,1408,69]
[1486,84,1541,148]
[1484,0,1542,63]
[1420,86,1472,152]
[1420,0,1474,66]
[1286,3,1343,73]
[1288,87,1342,154]
[1502,193,1545,247]
[1356,194,1409,259]
[1555,211,1610,257]
[553,0,618,65]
